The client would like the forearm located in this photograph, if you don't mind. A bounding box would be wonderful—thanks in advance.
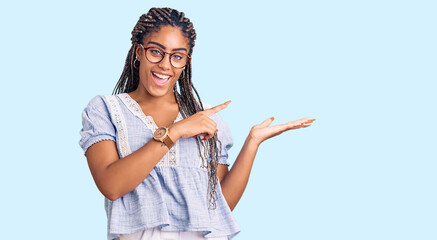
[101,140,169,200]
[96,127,181,201]
[219,116,315,210]
[220,135,260,211]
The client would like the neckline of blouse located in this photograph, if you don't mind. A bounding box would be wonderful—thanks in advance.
[118,93,183,130]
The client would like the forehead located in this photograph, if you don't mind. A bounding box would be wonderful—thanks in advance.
[143,25,190,50]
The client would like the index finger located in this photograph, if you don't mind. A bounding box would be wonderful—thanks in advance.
[204,100,231,117]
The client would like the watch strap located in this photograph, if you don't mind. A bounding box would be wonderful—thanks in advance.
[162,135,174,149]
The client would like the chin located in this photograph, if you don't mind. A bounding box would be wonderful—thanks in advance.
[145,84,174,98]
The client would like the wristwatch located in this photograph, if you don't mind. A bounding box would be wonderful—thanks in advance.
[153,127,174,149]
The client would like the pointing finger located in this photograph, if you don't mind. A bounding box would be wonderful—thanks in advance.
[205,100,231,117]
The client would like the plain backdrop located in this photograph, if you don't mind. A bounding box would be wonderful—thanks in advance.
[1,0,436,239]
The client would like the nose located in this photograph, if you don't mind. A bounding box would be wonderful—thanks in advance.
[157,53,172,70]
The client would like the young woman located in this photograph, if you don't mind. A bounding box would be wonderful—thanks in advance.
[79,7,315,240]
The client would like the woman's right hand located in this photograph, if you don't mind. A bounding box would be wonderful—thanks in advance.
[169,101,231,141]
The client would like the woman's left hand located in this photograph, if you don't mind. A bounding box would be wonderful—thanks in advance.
[248,117,316,146]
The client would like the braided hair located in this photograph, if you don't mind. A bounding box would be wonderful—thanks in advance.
[113,7,222,209]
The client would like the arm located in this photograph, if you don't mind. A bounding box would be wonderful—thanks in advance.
[219,117,316,211]
[219,136,258,211]
[86,102,230,201]
[86,137,171,201]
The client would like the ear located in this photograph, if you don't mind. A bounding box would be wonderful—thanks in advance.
[135,44,142,60]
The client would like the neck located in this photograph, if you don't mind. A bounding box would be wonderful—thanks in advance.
[129,87,177,106]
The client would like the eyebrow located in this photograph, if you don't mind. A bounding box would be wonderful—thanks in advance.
[147,41,188,52]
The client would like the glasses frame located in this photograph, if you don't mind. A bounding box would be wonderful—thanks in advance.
[139,44,191,69]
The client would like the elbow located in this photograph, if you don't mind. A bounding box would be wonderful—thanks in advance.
[99,187,122,201]
[95,178,125,201]
[227,200,236,211]
[105,193,120,201]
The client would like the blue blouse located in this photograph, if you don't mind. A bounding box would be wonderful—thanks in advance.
[79,93,240,240]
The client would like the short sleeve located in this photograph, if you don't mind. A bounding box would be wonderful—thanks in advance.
[79,95,116,155]
[203,102,233,165]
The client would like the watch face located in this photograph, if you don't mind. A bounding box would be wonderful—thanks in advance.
[154,127,166,139]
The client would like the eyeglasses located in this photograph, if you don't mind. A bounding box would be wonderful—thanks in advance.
[139,44,191,69]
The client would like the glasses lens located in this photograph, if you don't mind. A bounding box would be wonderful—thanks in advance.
[170,53,189,68]
[145,47,189,68]
[146,47,164,63]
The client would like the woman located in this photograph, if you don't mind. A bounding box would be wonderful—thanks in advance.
[79,7,315,240]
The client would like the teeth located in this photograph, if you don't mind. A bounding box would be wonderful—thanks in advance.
[153,72,171,80]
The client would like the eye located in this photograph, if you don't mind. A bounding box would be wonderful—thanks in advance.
[172,53,185,61]
[148,48,163,56]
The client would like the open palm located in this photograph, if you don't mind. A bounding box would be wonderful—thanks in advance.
[249,117,316,145]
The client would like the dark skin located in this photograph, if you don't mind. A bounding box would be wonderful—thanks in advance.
[85,26,315,210]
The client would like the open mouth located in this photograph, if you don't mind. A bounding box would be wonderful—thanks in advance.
[151,71,172,87]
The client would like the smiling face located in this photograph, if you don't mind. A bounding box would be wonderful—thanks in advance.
[134,25,190,99]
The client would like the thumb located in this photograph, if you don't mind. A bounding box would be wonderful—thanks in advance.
[259,117,275,127]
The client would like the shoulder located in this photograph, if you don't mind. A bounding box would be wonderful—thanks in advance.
[85,94,119,113]
[86,95,107,108]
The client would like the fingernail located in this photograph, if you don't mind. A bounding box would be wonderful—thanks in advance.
[201,137,207,141]
[215,129,218,132]
[270,117,275,120]
[224,100,231,105]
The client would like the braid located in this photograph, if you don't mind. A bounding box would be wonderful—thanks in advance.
[113,7,220,209]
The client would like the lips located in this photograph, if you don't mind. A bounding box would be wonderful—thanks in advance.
[151,71,172,87]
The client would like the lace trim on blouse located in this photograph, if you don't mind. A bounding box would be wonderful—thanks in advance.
[104,95,131,158]
[118,93,181,166]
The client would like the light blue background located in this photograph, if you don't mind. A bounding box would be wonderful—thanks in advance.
[1,0,435,239]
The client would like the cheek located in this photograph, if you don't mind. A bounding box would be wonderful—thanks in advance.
[169,73,182,89]
[175,71,182,78]
[138,64,152,78]
[176,68,186,78]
